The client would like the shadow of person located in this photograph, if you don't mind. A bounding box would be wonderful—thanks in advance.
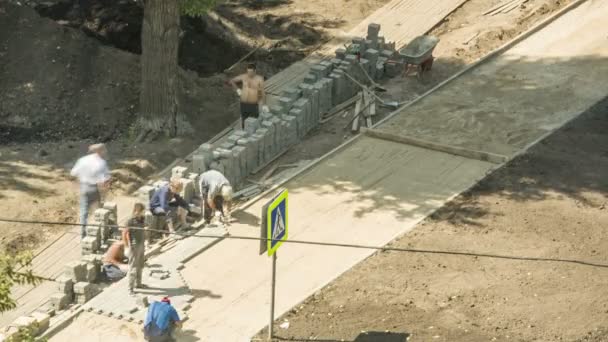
[174,328,200,342]
[190,288,222,299]
[354,331,409,342]
[231,210,260,226]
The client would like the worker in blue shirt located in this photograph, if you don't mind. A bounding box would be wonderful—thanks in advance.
[149,179,191,235]
[144,297,181,341]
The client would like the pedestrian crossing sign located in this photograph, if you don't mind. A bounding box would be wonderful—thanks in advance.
[266,189,288,256]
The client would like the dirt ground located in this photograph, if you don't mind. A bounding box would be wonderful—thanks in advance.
[0,0,575,254]
[257,95,608,342]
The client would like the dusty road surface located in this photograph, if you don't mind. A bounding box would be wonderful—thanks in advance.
[262,91,608,342]
[47,1,608,341]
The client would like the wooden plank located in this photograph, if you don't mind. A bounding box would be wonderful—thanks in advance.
[362,128,508,164]
[500,0,525,14]
[351,98,362,133]
[484,0,517,15]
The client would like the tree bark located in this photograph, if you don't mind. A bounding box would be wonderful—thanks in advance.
[138,0,191,138]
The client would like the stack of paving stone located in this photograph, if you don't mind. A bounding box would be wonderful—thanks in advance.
[50,258,102,311]
[82,206,114,255]
[182,23,402,189]
[132,23,401,201]
[0,311,51,340]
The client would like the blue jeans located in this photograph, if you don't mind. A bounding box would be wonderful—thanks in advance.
[80,184,100,239]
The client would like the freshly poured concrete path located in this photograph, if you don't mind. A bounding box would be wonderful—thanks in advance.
[378,0,608,157]
[49,1,608,341]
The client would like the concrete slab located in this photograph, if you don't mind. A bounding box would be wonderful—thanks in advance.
[377,0,608,157]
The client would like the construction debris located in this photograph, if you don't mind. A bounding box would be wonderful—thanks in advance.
[484,0,528,16]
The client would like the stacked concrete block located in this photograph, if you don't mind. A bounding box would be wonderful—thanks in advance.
[180,178,195,203]
[81,236,99,254]
[74,282,98,304]
[233,130,248,138]
[187,173,200,197]
[93,208,111,242]
[227,134,241,146]
[270,116,285,152]
[137,185,155,207]
[352,37,366,49]
[260,111,273,122]
[216,148,235,185]
[260,121,277,156]
[289,108,305,139]
[359,58,371,79]
[279,97,296,110]
[250,133,266,167]
[171,166,189,179]
[303,73,317,84]
[282,88,300,102]
[281,115,298,146]
[237,137,256,172]
[330,69,348,105]
[85,262,99,283]
[378,36,386,49]
[270,105,284,116]
[292,98,312,135]
[103,202,117,225]
[10,313,49,336]
[219,141,234,150]
[367,23,381,40]
[381,49,396,59]
[56,275,74,297]
[50,292,72,310]
[330,58,343,68]
[311,64,331,80]
[256,128,271,165]
[192,154,209,174]
[232,146,248,184]
[64,261,87,283]
[244,117,260,135]
[364,49,379,78]
[210,160,225,175]
[30,312,51,334]
[335,47,346,59]
[385,60,401,78]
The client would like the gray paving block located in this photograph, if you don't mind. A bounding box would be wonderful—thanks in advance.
[335,47,346,59]
[50,293,72,310]
[192,153,210,174]
[244,117,259,135]
[289,108,305,139]
[282,87,302,101]
[64,261,87,283]
[367,23,381,38]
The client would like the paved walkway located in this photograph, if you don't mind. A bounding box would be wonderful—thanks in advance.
[47,1,608,341]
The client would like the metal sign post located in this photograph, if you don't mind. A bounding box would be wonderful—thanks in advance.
[260,189,288,341]
[269,252,277,341]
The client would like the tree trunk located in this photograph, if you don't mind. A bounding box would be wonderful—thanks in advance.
[138,0,191,139]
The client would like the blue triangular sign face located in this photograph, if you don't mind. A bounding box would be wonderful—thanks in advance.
[272,207,285,241]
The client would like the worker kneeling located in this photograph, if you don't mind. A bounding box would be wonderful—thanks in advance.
[149,179,191,236]
[199,170,233,224]
[143,296,181,342]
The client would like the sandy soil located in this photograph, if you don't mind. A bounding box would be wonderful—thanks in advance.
[257,95,608,342]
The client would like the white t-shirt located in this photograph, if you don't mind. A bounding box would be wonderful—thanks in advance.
[70,153,110,185]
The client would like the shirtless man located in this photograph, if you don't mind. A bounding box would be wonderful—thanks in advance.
[230,63,269,128]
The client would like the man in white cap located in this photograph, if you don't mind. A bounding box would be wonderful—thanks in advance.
[198,170,233,224]
[70,143,111,239]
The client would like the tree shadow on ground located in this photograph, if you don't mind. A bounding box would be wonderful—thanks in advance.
[273,331,409,341]
[0,160,59,200]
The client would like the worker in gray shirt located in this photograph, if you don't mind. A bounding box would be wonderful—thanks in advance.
[124,203,146,295]
[198,170,233,224]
